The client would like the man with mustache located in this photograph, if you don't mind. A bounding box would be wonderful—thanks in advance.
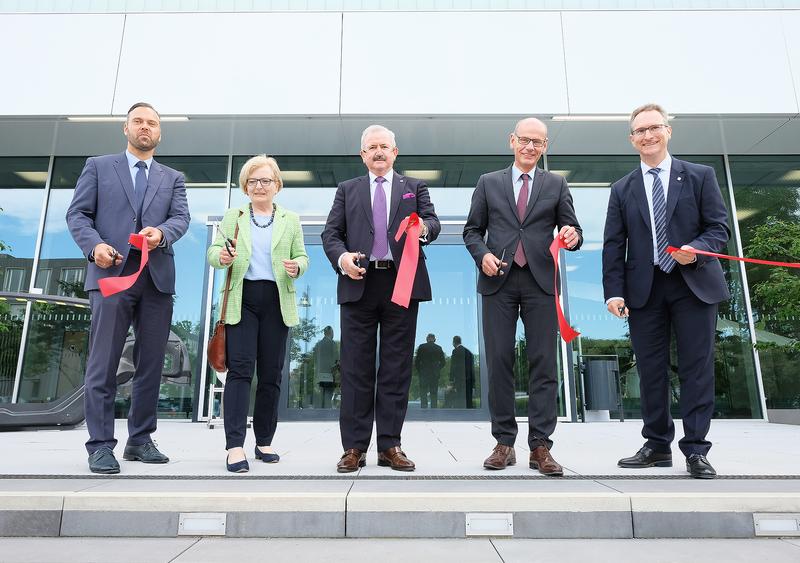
[322,124,440,472]
[603,103,730,478]
[66,102,190,474]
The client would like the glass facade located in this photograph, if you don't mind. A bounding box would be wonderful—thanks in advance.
[1,151,790,422]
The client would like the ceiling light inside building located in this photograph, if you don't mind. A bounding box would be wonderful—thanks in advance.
[14,171,49,183]
[549,170,571,178]
[778,170,800,182]
[280,171,315,183]
[402,170,442,183]
[736,208,759,221]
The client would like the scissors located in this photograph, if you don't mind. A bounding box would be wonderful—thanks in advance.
[216,224,235,256]
[497,248,506,276]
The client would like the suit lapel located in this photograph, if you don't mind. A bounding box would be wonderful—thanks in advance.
[666,159,685,223]
[113,153,137,212]
[631,168,652,234]
[271,205,287,254]
[358,175,374,229]
[388,173,405,227]
[502,166,518,221]
[141,160,165,214]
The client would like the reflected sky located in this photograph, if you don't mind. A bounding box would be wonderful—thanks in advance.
[0,189,45,257]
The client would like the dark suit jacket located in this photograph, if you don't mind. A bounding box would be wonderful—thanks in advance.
[66,152,190,294]
[463,166,583,296]
[321,172,440,304]
[602,157,730,308]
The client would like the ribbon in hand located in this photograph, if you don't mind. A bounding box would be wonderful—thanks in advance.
[666,246,800,269]
[549,236,580,343]
[97,233,149,297]
[391,213,423,308]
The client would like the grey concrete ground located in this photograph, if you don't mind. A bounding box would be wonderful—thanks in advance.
[1,538,800,563]
[2,418,799,477]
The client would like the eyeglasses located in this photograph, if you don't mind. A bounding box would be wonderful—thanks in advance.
[515,136,547,148]
[246,178,276,189]
[631,124,669,138]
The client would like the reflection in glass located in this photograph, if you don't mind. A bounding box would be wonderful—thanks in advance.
[730,156,800,411]
[551,155,760,420]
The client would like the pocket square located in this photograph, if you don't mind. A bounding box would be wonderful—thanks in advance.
[402,193,416,200]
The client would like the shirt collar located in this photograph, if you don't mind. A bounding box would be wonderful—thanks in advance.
[640,154,672,176]
[126,150,154,171]
[369,169,394,186]
[511,164,536,183]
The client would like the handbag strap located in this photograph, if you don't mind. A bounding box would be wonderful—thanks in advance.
[218,212,242,324]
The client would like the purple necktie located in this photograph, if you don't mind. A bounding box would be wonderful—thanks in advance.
[371,176,389,259]
[514,173,529,267]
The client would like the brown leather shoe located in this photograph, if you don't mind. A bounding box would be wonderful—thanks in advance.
[529,445,563,476]
[337,449,366,473]
[377,446,415,471]
[483,444,516,470]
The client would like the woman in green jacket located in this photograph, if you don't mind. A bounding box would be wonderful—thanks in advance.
[207,155,308,473]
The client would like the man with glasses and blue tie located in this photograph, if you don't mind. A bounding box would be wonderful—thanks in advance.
[322,124,440,473]
[602,103,730,479]
[66,102,190,474]
[464,117,582,476]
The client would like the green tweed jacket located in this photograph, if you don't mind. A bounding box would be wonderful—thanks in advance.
[207,203,309,327]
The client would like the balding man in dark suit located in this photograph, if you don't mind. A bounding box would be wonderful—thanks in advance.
[464,117,582,476]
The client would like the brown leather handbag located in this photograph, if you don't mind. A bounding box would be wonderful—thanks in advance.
[207,219,240,372]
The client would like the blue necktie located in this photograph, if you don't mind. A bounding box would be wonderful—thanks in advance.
[371,176,389,259]
[134,161,147,232]
[648,168,677,273]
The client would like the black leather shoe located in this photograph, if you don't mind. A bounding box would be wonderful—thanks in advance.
[618,446,672,468]
[88,447,120,474]
[255,446,280,463]
[123,441,169,464]
[687,454,716,479]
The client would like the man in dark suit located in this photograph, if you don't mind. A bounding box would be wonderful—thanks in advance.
[463,117,582,476]
[322,125,440,472]
[449,335,474,409]
[66,102,190,474]
[602,103,730,479]
[415,333,445,409]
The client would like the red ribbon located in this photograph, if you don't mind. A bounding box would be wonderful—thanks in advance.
[391,213,422,308]
[549,237,580,343]
[666,246,800,269]
[97,233,149,297]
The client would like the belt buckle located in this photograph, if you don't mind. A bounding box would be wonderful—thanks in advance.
[374,260,390,270]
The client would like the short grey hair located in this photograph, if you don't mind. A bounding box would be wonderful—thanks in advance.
[630,103,670,131]
[360,124,397,151]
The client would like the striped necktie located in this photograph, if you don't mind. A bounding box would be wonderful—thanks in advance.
[648,168,677,273]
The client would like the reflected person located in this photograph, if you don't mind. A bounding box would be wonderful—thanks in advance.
[207,155,309,473]
[313,326,340,408]
[65,102,190,474]
[449,336,475,409]
[415,333,445,408]
[463,117,582,475]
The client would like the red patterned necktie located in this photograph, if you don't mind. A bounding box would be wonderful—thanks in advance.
[514,173,530,267]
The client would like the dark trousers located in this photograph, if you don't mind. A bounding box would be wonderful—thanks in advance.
[84,255,173,454]
[223,280,288,450]
[339,266,419,452]
[629,268,717,457]
[482,265,558,450]
[419,371,439,409]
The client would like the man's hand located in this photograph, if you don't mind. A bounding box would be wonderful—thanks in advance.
[607,298,628,319]
[282,259,300,278]
[219,238,237,266]
[670,244,698,265]
[481,252,507,277]
[341,252,366,280]
[559,225,579,249]
[138,227,163,251]
[93,243,122,269]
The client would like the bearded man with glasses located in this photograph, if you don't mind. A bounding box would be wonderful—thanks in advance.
[602,103,730,479]
[463,117,582,476]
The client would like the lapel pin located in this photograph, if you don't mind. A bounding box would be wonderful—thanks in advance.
[677,176,682,181]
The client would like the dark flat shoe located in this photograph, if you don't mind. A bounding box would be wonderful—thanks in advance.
[254,446,280,463]
[123,441,169,464]
[226,454,249,473]
[88,446,120,474]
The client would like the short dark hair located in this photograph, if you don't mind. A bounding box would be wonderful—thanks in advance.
[127,102,160,120]
[453,335,462,345]
[629,103,669,131]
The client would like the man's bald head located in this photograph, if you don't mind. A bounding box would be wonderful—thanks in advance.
[513,117,548,137]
